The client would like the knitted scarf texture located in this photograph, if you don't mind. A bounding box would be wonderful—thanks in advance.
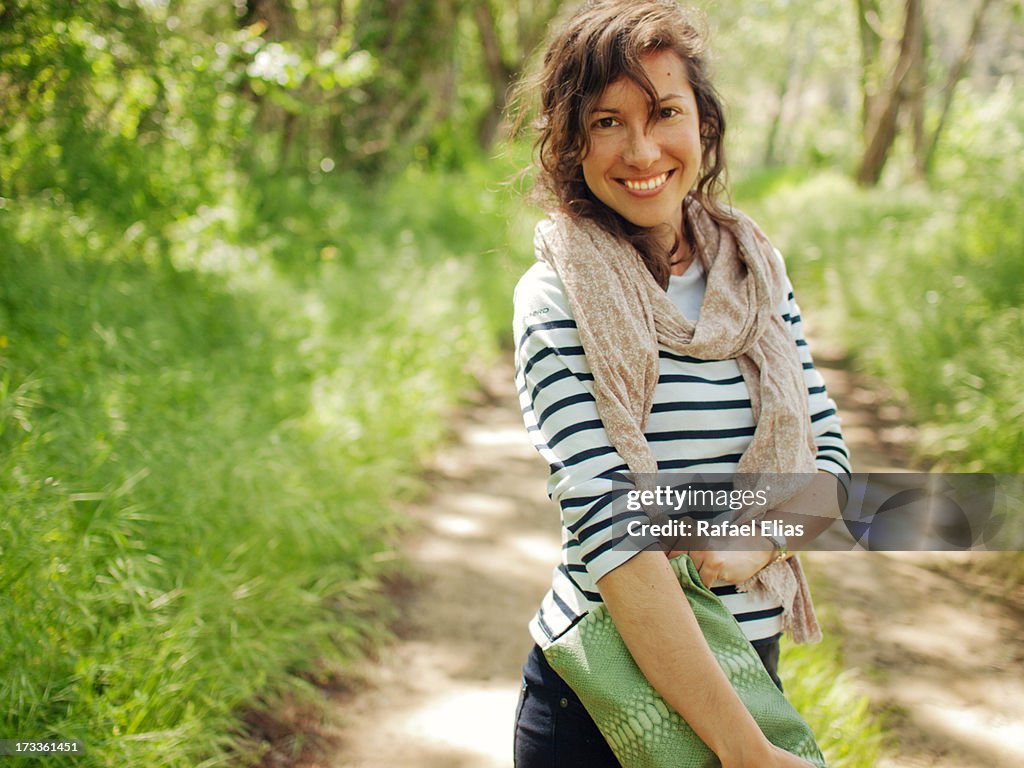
[533,197,823,643]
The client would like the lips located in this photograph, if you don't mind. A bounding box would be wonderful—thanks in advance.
[621,170,672,191]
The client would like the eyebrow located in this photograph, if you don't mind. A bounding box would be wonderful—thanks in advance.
[592,93,688,113]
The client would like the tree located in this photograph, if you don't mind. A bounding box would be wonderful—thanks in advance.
[923,0,997,174]
[855,0,924,185]
[855,0,999,186]
[708,0,861,171]
[471,0,560,149]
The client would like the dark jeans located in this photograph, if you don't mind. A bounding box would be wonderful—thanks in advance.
[512,637,783,767]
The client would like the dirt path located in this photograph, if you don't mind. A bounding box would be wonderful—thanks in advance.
[802,348,1024,768]
[300,370,557,767]
[299,353,1024,767]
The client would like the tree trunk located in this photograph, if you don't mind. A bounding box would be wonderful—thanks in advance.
[474,0,514,149]
[763,18,802,167]
[427,0,459,127]
[516,0,559,63]
[239,0,295,37]
[906,0,928,178]
[855,0,923,187]
[856,0,884,136]
[924,0,996,174]
[279,110,298,170]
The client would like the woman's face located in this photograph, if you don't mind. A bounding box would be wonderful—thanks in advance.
[581,50,702,245]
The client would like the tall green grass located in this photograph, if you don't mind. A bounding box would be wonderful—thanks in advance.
[0,161,530,766]
[734,104,1024,473]
[733,87,1024,754]
[782,625,886,768]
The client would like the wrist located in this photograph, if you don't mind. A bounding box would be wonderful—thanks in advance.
[762,530,788,565]
[717,734,775,768]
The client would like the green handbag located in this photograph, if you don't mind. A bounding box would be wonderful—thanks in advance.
[542,554,827,767]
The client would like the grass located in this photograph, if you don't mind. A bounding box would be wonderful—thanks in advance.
[781,610,887,768]
[5,107,1020,764]
[734,168,1024,473]
[0,159,532,766]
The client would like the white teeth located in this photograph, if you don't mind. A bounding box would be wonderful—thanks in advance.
[624,172,669,191]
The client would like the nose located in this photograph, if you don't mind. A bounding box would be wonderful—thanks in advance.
[622,127,660,169]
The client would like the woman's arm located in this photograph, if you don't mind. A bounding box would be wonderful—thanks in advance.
[514,264,658,584]
[598,551,813,768]
[781,274,852,481]
[686,470,842,586]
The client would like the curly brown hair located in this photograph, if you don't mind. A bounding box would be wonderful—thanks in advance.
[510,0,732,288]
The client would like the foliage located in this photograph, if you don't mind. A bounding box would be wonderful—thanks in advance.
[2,0,1022,764]
[782,623,887,768]
[704,0,861,171]
[0,0,240,221]
[736,84,1024,471]
[0,157,528,766]
[702,0,1022,181]
[0,0,489,197]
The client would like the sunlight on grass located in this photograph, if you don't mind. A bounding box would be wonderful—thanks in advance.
[0,160,532,767]
[782,626,887,768]
[737,163,1023,472]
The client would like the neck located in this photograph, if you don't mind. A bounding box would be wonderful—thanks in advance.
[669,239,694,276]
[667,203,694,276]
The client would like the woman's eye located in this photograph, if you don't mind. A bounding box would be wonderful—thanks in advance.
[592,116,616,129]
[660,107,680,119]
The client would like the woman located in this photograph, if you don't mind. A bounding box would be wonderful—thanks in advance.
[510,1,851,766]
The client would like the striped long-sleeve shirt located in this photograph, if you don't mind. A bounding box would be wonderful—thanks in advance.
[513,254,851,649]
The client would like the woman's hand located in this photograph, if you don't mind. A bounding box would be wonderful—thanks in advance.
[686,547,775,586]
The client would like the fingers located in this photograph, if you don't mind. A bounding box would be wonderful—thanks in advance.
[700,563,724,586]
[690,551,724,586]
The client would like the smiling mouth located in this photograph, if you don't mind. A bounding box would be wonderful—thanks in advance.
[621,170,672,191]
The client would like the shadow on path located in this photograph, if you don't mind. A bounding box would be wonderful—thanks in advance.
[310,368,556,767]
[295,346,1024,767]
[807,346,1024,768]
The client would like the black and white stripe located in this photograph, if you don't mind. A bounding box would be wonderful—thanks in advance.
[513,261,852,647]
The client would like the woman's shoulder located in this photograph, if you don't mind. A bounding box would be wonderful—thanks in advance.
[512,257,580,350]
[515,259,561,298]
[514,261,573,321]
[514,215,578,303]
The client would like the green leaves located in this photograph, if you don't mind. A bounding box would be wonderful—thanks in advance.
[0,152,526,765]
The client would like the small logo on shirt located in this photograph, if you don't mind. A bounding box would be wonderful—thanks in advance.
[526,307,550,319]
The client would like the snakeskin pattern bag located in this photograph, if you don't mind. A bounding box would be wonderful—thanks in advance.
[542,554,827,767]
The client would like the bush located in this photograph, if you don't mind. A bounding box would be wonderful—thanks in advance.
[0,158,530,766]
[736,156,1024,472]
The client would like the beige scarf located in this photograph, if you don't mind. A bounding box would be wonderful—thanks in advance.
[534,198,822,643]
